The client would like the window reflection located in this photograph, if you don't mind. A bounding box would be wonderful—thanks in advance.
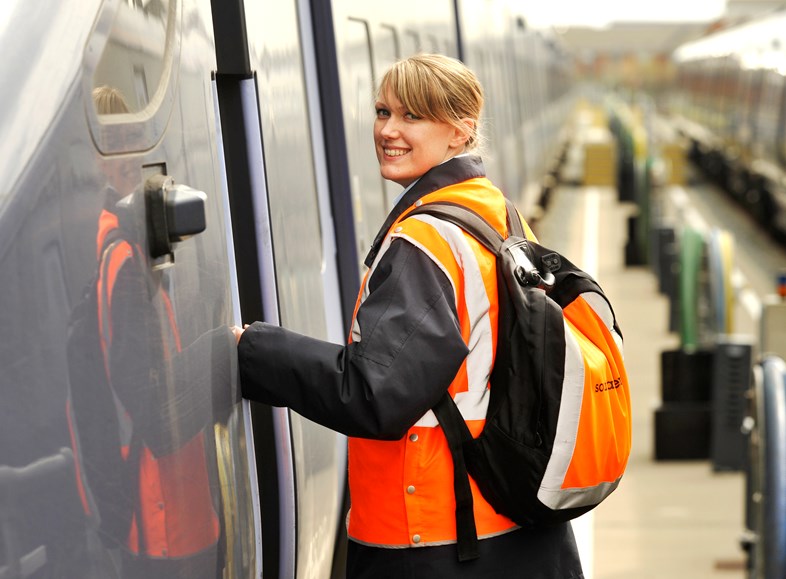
[93,0,170,116]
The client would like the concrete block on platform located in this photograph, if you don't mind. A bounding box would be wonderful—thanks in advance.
[583,127,616,187]
[662,142,687,186]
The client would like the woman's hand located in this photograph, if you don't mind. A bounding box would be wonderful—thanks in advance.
[231,324,249,344]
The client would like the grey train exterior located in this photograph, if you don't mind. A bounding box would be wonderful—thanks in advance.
[0,1,574,578]
[670,10,786,243]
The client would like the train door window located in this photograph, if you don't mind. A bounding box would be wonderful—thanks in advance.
[376,24,400,71]
[508,34,525,132]
[440,38,452,57]
[374,24,402,208]
[748,69,765,142]
[736,67,753,145]
[757,68,774,149]
[778,69,786,165]
[488,48,513,190]
[708,59,722,133]
[83,0,178,154]
[521,38,538,122]
[401,30,421,55]
[684,61,697,120]
[758,68,785,159]
[94,0,169,114]
[720,56,741,137]
[339,18,386,273]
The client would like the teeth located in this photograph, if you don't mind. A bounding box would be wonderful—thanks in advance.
[384,149,408,157]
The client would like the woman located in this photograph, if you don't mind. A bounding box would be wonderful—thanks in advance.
[233,54,584,578]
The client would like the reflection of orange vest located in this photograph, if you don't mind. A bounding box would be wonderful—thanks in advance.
[347,178,537,548]
[97,209,220,558]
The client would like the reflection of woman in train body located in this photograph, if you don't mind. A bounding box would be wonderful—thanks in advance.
[66,85,227,578]
[234,54,584,578]
[92,85,131,116]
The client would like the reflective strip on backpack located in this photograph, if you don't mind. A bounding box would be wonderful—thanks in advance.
[538,319,586,508]
[538,292,630,510]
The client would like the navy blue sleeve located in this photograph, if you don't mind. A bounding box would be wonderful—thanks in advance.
[237,239,468,440]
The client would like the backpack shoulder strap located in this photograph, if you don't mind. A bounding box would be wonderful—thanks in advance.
[407,198,527,562]
[407,201,506,254]
[504,198,526,239]
[432,392,479,561]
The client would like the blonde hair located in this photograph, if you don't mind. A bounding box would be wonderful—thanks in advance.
[377,54,484,150]
[92,85,130,115]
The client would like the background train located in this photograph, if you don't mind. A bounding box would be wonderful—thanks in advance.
[0,0,575,578]
[667,9,786,244]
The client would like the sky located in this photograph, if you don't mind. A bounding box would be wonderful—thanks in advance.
[524,0,728,29]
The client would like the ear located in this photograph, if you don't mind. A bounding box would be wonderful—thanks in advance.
[449,118,476,148]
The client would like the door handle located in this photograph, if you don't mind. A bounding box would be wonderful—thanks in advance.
[144,174,207,260]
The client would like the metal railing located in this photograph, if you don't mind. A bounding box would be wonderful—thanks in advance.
[743,355,786,579]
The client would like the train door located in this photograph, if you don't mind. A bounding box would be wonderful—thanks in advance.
[211,1,348,578]
[0,1,258,578]
[243,1,348,578]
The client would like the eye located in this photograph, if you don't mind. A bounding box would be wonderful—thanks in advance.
[375,108,390,119]
[404,111,421,121]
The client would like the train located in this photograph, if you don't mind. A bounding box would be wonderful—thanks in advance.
[667,9,786,243]
[0,1,576,578]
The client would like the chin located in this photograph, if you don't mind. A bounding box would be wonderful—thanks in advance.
[380,169,407,187]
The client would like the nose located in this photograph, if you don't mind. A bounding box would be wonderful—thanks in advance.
[379,116,399,138]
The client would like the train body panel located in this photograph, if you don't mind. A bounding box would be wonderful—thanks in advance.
[0,1,576,577]
[0,0,257,577]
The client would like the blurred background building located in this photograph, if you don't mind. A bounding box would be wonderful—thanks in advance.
[547,0,786,92]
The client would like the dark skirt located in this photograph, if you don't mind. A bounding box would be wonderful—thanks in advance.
[346,523,584,579]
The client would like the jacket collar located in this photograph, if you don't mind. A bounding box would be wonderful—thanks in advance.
[364,155,486,267]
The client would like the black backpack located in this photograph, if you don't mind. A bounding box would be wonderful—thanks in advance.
[66,227,142,549]
[408,199,631,562]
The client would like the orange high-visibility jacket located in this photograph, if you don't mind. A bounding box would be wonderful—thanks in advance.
[96,209,220,558]
[347,157,536,548]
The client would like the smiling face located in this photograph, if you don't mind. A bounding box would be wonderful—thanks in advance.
[374,90,469,188]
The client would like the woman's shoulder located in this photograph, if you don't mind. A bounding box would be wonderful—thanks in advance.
[417,179,507,237]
